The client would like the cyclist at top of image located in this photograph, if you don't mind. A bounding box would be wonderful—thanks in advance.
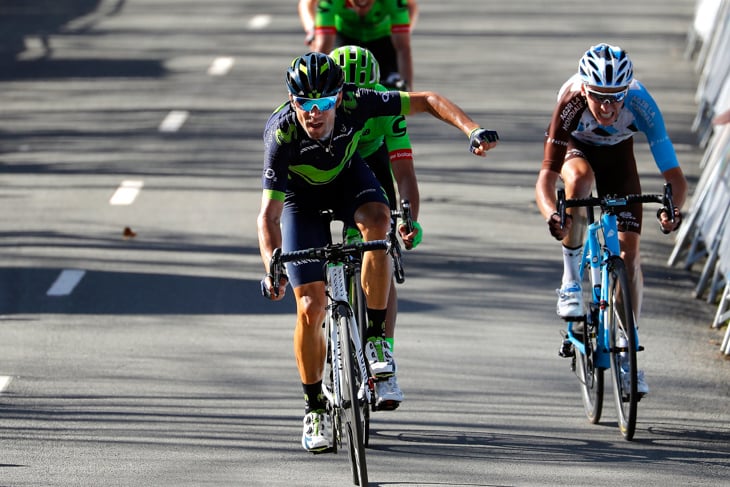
[257,51,498,453]
[534,43,688,394]
[300,0,417,91]
[329,44,422,412]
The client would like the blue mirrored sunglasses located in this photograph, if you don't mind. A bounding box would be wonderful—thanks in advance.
[585,87,628,105]
[292,95,338,112]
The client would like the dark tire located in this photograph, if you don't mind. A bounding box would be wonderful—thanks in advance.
[340,311,368,486]
[606,257,638,440]
[348,268,371,447]
[575,317,604,424]
[574,260,603,423]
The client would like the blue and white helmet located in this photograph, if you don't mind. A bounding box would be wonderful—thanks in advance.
[578,43,634,88]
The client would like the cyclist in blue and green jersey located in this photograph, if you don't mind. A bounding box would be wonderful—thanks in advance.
[309,0,414,90]
[258,52,498,452]
[331,45,421,411]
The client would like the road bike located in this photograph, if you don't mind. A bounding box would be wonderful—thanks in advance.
[346,200,414,443]
[556,184,675,440]
[267,229,395,486]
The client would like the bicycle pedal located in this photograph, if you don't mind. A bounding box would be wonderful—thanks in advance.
[560,314,586,322]
[375,400,400,412]
[558,340,574,358]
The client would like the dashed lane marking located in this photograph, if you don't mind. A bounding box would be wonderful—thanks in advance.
[159,110,189,132]
[110,180,144,206]
[0,376,11,392]
[208,56,234,76]
[47,269,86,296]
[248,15,272,29]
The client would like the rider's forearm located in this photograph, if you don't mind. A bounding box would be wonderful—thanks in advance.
[391,159,420,220]
[662,166,688,210]
[407,92,480,137]
[257,201,283,271]
[298,0,316,32]
[535,168,560,219]
[392,34,413,89]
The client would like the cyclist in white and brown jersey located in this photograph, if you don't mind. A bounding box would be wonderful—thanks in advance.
[535,43,688,394]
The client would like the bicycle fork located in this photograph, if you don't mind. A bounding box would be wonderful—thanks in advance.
[327,264,372,406]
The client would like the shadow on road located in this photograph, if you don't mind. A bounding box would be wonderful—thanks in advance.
[0,0,162,80]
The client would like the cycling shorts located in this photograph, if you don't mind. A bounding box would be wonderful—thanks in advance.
[281,155,389,287]
[565,137,643,234]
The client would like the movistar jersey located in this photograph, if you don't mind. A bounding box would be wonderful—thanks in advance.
[262,83,410,201]
[544,73,679,173]
[315,0,411,42]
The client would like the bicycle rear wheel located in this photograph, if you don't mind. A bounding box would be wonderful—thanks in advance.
[574,312,604,424]
[606,256,638,440]
[339,310,368,486]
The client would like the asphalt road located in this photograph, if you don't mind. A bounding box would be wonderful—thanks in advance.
[1,1,728,486]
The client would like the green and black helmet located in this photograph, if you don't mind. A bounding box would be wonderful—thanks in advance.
[330,45,380,88]
[286,52,344,98]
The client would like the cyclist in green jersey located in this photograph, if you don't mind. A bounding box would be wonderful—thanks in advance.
[305,0,415,90]
[300,0,418,45]
[331,45,421,410]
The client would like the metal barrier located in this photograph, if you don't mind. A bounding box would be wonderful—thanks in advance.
[673,0,730,354]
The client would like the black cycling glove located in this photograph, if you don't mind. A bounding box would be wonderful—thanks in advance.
[469,127,499,153]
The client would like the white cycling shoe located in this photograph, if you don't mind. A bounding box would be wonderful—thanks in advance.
[365,337,396,378]
[301,410,332,452]
[556,280,584,319]
[375,375,403,410]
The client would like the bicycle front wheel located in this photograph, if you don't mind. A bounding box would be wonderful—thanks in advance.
[348,267,371,447]
[575,315,604,424]
[339,310,368,486]
[606,257,639,440]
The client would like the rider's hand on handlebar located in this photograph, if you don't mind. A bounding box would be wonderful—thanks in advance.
[469,127,499,156]
[548,212,572,241]
[399,221,423,250]
[261,272,288,301]
[656,207,682,234]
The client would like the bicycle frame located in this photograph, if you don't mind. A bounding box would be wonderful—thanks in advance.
[566,210,636,368]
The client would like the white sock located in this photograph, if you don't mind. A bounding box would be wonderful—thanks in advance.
[562,245,583,285]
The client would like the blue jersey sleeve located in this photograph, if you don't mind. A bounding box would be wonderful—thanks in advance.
[626,81,679,173]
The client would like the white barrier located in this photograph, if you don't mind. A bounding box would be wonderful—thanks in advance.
[675,0,730,354]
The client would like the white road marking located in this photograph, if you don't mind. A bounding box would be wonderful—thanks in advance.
[110,180,144,206]
[248,15,272,29]
[0,376,11,392]
[208,56,234,76]
[159,110,189,132]
[47,269,86,296]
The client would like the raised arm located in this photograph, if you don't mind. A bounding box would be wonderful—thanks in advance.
[405,91,499,156]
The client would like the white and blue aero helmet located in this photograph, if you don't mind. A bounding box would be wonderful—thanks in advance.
[578,43,634,88]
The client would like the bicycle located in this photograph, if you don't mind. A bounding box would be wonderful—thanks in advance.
[267,230,394,486]
[556,183,675,441]
[346,200,414,441]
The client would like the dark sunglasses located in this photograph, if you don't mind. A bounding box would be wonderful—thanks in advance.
[585,87,628,105]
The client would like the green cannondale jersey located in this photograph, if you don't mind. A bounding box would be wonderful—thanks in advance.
[316,0,412,42]
[357,84,412,158]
